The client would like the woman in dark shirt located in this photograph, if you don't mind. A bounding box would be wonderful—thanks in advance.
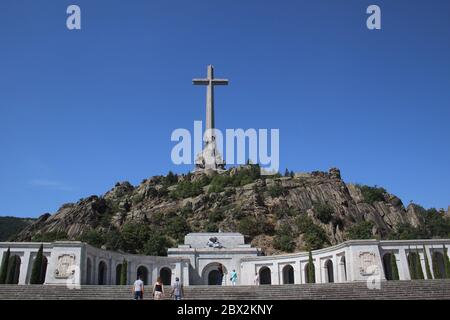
[153,277,165,300]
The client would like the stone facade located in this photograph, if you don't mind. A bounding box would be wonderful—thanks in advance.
[1,234,449,286]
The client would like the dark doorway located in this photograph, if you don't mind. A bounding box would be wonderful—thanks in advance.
[282,265,294,284]
[98,261,107,285]
[259,267,271,285]
[433,252,446,279]
[86,258,92,285]
[160,267,172,286]
[115,264,122,285]
[325,260,334,283]
[383,253,394,280]
[208,270,221,285]
[137,266,149,285]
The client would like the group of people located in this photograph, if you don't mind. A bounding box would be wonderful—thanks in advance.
[132,276,184,300]
[131,265,260,300]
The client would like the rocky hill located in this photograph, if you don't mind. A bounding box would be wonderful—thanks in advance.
[15,166,450,255]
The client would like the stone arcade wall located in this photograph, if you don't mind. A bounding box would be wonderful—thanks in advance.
[0,242,189,286]
[1,238,450,286]
[239,239,450,285]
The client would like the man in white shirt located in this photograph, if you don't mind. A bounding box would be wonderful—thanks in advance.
[132,276,144,300]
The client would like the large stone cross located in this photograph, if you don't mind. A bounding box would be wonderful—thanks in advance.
[192,65,229,138]
[192,65,228,171]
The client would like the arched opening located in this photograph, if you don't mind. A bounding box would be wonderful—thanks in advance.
[115,264,122,285]
[340,256,347,282]
[407,252,424,279]
[137,266,149,285]
[383,253,394,280]
[98,261,107,285]
[325,260,334,283]
[259,267,271,285]
[282,265,294,284]
[305,263,315,284]
[432,252,446,279]
[160,267,172,286]
[202,263,226,285]
[6,255,21,284]
[86,258,92,285]
[208,270,221,285]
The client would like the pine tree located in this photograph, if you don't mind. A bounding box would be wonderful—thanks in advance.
[443,245,450,279]
[0,247,10,284]
[432,250,442,279]
[307,251,315,284]
[120,259,128,285]
[5,256,18,284]
[414,248,424,280]
[423,246,433,280]
[390,252,399,281]
[290,171,295,178]
[30,244,44,284]
[284,169,289,177]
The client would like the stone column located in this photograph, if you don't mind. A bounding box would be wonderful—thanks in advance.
[152,265,159,285]
[182,261,190,286]
[273,263,280,285]
[333,255,339,283]
[295,260,301,284]
[398,248,411,280]
[315,257,321,283]
[18,251,31,285]
[425,245,435,279]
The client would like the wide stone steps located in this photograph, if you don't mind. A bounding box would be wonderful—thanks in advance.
[1,280,450,300]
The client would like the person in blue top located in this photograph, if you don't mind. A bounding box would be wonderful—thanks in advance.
[230,269,238,286]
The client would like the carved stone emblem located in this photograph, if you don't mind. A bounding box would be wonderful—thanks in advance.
[55,254,76,278]
[358,251,379,275]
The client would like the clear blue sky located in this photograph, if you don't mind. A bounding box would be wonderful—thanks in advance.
[0,0,449,218]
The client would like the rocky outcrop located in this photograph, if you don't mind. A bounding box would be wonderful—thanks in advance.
[15,167,439,253]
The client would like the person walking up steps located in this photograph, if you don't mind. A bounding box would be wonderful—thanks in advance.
[254,272,260,285]
[217,265,224,285]
[132,275,144,300]
[153,277,165,300]
[170,277,184,300]
[230,269,238,286]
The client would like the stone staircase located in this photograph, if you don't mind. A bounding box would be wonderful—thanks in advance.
[1,280,450,300]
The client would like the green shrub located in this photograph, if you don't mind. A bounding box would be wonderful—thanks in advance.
[295,216,329,250]
[209,210,224,224]
[357,185,386,204]
[268,184,286,198]
[79,230,105,248]
[273,224,295,252]
[165,216,191,243]
[120,259,128,285]
[169,177,210,199]
[30,244,46,284]
[346,221,374,240]
[142,234,172,256]
[306,251,315,283]
[390,253,400,280]
[31,231,68,242]
[237,216,272,237]
[313,202,334,224]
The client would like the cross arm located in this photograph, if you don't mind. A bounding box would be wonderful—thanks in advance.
[193,79,209,85]
[211,79,229,85]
